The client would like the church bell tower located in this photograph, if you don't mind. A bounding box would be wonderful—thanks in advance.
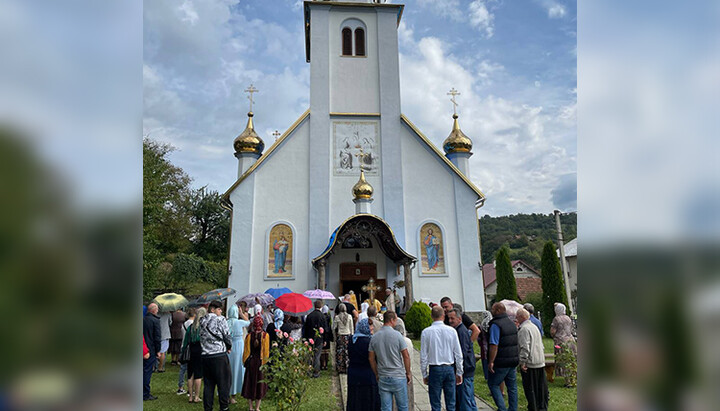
[304,0,403,116]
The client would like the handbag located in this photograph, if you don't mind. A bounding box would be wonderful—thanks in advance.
[179,324,191,364]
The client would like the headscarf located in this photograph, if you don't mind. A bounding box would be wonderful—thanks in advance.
[227,304,239,330]
[253,304,263,316]
[251,314,264,335]
[360,302,369,315]
[353,318,371,343]
[393,317,407,337]
[321,305,329,315]
[337,303,350,328]
[555,303,567,316]
[478,310,492,333]
[274,307,284,329]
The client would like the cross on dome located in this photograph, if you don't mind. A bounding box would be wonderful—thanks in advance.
[244,84,259,112]
[447,87,461,116]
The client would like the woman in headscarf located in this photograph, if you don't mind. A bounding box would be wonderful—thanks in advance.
[227,305,251,404]
[476,310,492,381]
[346,318,380,411]
[333,303,354,374]
[551,302,576,381]
[181,307,206,403]
[320,305,333,370]
[357,302,370,326]
[281,315,303,343]
[241,315,269,411]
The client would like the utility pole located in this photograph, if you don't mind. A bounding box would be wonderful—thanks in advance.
[554,210,573,315]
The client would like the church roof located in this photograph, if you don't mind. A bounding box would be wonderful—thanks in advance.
[400,115,486,201]
[222,111,486,209]
[221,109,310,208]
[312,214,416,266]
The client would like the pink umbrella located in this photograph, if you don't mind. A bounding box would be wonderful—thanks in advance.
[499,299,524,321]
[303,289,336,300]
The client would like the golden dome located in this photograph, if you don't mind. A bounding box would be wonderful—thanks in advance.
[352,169,373,200]
[442,114,473,154]
[233,112,265,155]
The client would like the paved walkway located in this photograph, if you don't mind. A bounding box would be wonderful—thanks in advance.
[337,346,495,410]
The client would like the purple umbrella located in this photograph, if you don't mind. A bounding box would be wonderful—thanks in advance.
[303,289,336,300]
[239,292,275,307]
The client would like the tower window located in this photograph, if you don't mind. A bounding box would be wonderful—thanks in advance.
[342,28,352,56]
[354,28,365,56]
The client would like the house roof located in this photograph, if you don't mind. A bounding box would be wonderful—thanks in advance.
[482,259,540,288]
[515,277,543,301]
[562,238,577,257]
[222,111,486,208]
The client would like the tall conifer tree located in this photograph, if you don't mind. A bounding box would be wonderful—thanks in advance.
[495,246,518,302]
[541,240,569,335]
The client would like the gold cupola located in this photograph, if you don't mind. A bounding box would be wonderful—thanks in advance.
[233,112,265,155]
[442,114,473,154]
[352,169,373,200]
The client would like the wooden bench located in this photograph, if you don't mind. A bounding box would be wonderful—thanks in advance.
[544,353,556,382]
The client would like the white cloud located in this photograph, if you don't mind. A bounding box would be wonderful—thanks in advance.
[534,0,567,19]
[468,0,494,38]
[417,0,465,22]
[399,32,576,215]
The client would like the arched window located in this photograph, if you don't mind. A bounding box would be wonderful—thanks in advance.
[354,28,365,56]
[342,28,352,56]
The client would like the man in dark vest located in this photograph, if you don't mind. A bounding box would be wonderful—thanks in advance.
[487,302,519,411]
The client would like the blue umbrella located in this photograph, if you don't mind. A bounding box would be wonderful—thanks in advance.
[265,287,293,299]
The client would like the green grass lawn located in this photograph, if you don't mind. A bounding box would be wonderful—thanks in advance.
[411,337,577,411]
[143,360,340,410]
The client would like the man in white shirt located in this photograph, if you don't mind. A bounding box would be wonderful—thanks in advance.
[420,306,464,411]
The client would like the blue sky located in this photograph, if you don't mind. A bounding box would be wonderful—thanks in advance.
[143,0,577,216]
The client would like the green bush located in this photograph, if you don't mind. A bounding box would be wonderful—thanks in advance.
[405,301,433,336]
[522,292,543,314]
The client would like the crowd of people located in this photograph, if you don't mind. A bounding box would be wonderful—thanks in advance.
[142,291,576,411]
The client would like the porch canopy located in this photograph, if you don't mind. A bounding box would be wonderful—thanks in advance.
[312,214,417,304]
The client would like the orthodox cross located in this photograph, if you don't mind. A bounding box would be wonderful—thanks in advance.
[244,84,259,112]
[272,130,281,141]
[362,277,379,302]
[447,87,460,115]
[354,148,367,172]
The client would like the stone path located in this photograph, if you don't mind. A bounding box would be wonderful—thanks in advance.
[337,346,495,410]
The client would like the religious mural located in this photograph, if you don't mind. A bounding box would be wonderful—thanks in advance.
[420,223,445,274]
[333,121,380,175]
[268,224,293,278]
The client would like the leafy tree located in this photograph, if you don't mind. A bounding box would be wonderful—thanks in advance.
[189,187,230,261]
[540,240,569,335]
[143,138,193,300]
[495,246,518,302]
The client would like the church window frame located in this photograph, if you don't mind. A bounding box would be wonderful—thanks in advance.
[341,27,352,56]
[416,220,450,278]
[264,221,297,281]
[339,18,367,57]
[354,28,365,56]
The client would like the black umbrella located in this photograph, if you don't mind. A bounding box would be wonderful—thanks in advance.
[195,288,237,304]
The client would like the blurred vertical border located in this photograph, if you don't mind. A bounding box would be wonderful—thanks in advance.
[580,0,720,409]
[0,0,141,409]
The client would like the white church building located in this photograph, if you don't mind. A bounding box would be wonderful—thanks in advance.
[223,0,488,311]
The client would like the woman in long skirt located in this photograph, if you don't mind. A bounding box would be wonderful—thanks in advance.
[346,319,380,411]
[242,315,269,411]
[227,304,250,404]
[333,303,354,374]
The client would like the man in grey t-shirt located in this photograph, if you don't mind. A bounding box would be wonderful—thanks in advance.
[369,312,411,411]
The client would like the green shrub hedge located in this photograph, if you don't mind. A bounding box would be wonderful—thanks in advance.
[405,301,433,336]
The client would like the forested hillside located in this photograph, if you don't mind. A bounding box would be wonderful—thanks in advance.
[479,212,577,270]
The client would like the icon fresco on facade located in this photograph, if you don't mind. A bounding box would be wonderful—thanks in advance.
[268,224,293,277]
[420,222,445,274]
[333,121,380,176]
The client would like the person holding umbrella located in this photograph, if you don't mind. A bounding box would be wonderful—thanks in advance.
[200,300,233,411]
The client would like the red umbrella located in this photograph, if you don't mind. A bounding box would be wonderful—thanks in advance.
[275,292,313,316]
